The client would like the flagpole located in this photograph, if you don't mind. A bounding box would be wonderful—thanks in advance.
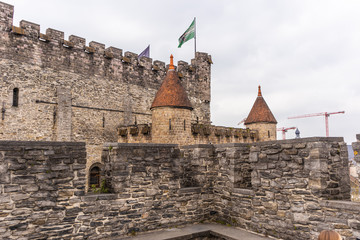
[194,17,197,57]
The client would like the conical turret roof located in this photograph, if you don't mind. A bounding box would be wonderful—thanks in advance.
[151,55,193,110]
[244,86,277,124]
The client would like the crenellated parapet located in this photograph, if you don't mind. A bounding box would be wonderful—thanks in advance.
[117,124,152,143]
[191,124,259,144]
[0,1,13,31]
[0,2,211,83]
[0,1,212,130]
[117,122,259,145]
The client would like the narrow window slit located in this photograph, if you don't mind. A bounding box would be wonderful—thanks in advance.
[13,88,19,107]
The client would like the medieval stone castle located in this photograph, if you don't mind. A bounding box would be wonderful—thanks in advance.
[0,1,277,179]
[1,2,360,240]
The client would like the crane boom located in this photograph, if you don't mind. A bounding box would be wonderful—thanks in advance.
[288,111,345,137]
[276,127,296,140]
[288,111,345,119]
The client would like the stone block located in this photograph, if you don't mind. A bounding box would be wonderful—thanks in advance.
[294,143,306,149]
[349,220,360,230]
[293,213,309,224]
[0,164,10,184]
[290,202,304,212]
[11,193,29,201]
[12,176,36,184]
[281,144,293,149]
[255,162,268,170]
[4,184,21,192]
[263,201,278,211]
[46,28,64,41]
[0,194,11,203]
[283,149,298,155]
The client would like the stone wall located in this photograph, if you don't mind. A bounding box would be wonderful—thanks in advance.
[0,1,212,174]
[0,141,212,239]
[102,143,215,227]
[204,138,355,240]
[0,141,86,239]
[244,122,277,141]
[352,134,360,177]
[151,107,193,145]
[2,138,360,240]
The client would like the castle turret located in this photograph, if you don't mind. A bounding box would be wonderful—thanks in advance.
[244,86,277,141]
[150,55,193,145]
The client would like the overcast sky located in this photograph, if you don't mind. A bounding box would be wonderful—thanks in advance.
[5,0,360,144]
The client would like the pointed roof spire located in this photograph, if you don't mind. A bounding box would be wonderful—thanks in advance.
[151,55,193,110]
[244,86,277,124]
[169,54,175,70]
[258,85,262,96]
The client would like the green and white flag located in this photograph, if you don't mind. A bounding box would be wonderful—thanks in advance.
[178,18,196,48]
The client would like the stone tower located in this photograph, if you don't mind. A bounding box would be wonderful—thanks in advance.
[150,55,193,145]
[245,86,277,141]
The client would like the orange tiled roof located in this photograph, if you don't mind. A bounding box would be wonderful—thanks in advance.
[150,55,193,110]
[244,86,277,124]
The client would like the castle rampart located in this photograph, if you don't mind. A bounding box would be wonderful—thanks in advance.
[0,1,211,181]
[117,123,260,145]
[1,137,358,239]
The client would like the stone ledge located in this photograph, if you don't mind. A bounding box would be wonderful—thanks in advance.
[233,188,255,196]
[119,223,272,240]
[81,193,118,202]
[178,187,201,194]
[320,200,360,211]
[180,144,214,149]
[213,137,344,148]
[0,141,85,147]
[104,142,178,148]
[253,137,344,145]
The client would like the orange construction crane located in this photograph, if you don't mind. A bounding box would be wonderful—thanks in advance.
[277,127,296,140]
[288,111,345,137]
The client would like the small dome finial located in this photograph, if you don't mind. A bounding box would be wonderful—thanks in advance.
[258,85,262,96]
[169,54,175,70]
[295,128,300,138]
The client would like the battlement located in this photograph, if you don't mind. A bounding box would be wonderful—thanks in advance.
[117,123,259,145]
[0,1,211,75]
[191,124,258,139]
[0,1,13,31]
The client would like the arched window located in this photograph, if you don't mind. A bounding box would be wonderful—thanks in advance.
[169,119,171,130]
[184,120,186,131]
[89,166,100,187]
[12,88,19,107]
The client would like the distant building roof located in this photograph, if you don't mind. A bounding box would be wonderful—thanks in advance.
[245,86,277,125]
[151,55,193,110]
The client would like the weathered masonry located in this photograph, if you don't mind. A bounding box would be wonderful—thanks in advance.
[0,1,281,190]
[1,137,359,240]
[0,1,211,178]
